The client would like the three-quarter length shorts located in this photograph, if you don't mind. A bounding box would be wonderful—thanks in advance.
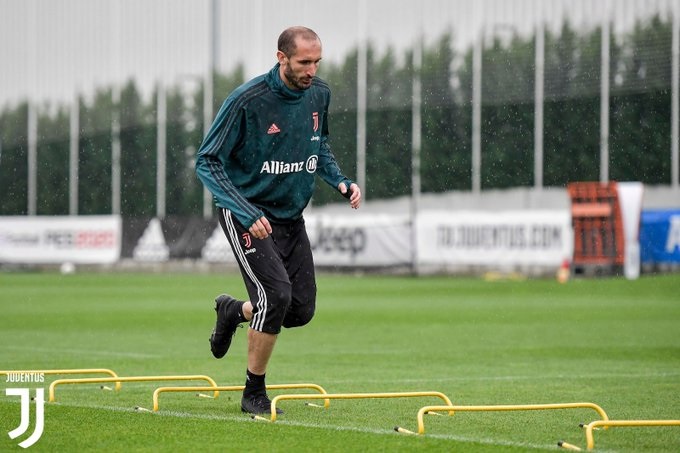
[218,208,317,334]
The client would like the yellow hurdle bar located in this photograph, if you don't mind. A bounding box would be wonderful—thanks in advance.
[269,391,453,422]
[1,369,121,391]
[413,402,609,435]
[584,419,680,450]
[49,375,218,402]
[557,440,583,451]
[153,383,329,411]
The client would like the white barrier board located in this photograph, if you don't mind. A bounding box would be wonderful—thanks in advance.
[306,214,411,266]
[416,211,572,266]
[0,215,122,264]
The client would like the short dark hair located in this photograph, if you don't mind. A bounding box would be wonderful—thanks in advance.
[278,26,320,57]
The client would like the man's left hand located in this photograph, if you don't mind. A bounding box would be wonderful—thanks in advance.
[339,182,362,209]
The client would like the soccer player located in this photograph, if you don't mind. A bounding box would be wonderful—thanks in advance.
[195,26,362,415]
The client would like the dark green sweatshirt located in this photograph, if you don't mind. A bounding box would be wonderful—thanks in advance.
[195,64,352,228]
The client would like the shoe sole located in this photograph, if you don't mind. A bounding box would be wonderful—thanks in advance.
[209,295,238,359]
[240,404,284,415]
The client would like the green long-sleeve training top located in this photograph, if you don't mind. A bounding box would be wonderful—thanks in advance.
[195,63,353,228]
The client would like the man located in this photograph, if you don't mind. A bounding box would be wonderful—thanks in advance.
[195,26,362,415]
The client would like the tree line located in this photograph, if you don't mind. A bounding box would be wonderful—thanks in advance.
[0,15,674,216]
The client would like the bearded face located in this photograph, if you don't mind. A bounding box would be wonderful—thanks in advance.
[278,37,322,91]
[282,62,314,90]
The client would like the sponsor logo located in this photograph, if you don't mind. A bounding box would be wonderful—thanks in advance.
[436,224,563,250]
[242,233,256,255]
[305,155,318,173]
[260,160,304,174]
[201,225,234,263]
[132,218,169,262]
[267,123,281,135]
[311,225,366,259]
[312,112,319,132]
[258,155,317,175]
[44,230,116,248]
[242,233,252,249]
[666,215,680,253]
[310,136,320,142]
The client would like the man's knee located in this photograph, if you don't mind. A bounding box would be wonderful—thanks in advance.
[282,303,315,328]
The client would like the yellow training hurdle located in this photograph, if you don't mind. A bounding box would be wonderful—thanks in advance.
[1,369,122,390]
[261,391,454,422]
[49,375,218,402]
[582,419,680,450]
[152,383,329,411]
[398,402,609,435]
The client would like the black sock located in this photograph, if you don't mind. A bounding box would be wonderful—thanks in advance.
[244,369,265,397]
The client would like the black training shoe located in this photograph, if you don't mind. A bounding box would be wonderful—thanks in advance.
[241,393,284,415]
[209,294,242,359]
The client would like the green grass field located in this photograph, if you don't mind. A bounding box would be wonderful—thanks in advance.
[1,271,679,452]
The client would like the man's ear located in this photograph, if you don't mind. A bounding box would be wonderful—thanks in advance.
[276,50,287,65]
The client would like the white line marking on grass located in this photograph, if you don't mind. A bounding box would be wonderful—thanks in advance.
[51,401,557,451]
[1,345,159,359]
[259,418,558,451]
[321,371,680,385]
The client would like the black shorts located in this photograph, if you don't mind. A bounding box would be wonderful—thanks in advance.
[218,209,317,334]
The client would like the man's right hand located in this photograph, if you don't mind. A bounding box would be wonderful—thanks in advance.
[249,216,272,239]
